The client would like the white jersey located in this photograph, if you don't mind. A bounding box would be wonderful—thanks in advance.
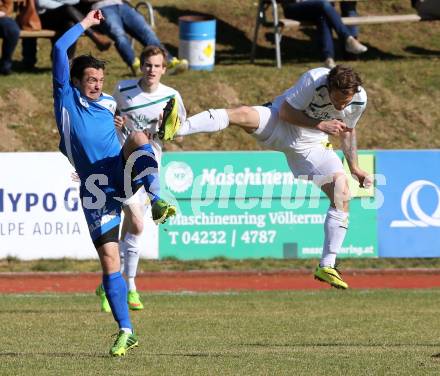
[271,67,367,150]
[112,80,186,157]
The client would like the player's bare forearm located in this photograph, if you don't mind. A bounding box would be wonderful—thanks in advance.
[341,130,373,188]
[279,101,319,128]
[279,101,347,135]
[340,129,359,174]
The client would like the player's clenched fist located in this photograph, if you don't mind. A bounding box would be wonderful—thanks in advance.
[317,119,348,136]
[80,10,104,30]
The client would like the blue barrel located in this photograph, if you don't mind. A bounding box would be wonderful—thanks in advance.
[178,15,216,71]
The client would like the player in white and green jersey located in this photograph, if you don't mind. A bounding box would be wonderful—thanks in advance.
[95,45,227,312]
[163,65,371,290]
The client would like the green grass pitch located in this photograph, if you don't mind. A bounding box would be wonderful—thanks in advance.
[1,289,440,375]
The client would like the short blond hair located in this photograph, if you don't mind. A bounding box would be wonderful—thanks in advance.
[140,46,168,66]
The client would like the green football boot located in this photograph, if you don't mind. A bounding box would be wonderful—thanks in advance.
[314,265,349,289]
[151,199,176,224]
[128,290,144,310]
[95,284,111,313]
[109,330,139,357]
[158,97,181,141]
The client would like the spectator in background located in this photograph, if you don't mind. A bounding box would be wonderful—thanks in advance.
[281,0,367,68]
[339,1,358,38]
[412,0,440,19]
[85,0,188,75]
[338,1,359,60]
[0,0,20,75]
[22,0,112,69]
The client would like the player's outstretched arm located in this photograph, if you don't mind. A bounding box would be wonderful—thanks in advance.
[52,10,104,87]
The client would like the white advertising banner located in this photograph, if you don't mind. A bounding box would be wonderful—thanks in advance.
[0,152,158,260]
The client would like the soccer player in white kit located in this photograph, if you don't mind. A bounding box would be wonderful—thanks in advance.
[163,65,372,289]
[96,45,230,311]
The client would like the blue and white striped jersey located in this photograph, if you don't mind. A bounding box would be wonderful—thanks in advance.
[52,23,120,181]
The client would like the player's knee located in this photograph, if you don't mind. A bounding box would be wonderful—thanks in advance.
[97,242,121,274]
[129,218,143,235]
[333,173,351,203]
[229,106,249,122]
[124,132,150,159]
[127,131,149,146]
[229,106,258,130]
[239,106,257,122]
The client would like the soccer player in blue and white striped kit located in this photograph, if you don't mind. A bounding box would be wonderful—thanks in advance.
[52,10,174,356]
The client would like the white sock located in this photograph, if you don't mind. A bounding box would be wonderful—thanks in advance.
[179,109,229,136]
[119,239,127,276]
[128,277,136,292]
[148,174,160,200]
[320,207,348,268]
[121,327,133,334]
[121,232,141,289]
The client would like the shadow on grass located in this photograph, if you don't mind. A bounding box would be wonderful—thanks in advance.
[241,342,440,348]
[154,352,240,358]
[0,351,108,358]
[0,351,242,359]
[11,63,52,75]
[0,309,95,314]
[260,28,408,66]
[405,45,440,56]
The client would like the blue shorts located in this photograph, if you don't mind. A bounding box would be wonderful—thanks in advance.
[79,151,141,244]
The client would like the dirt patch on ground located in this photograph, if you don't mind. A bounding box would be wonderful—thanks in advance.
[0,88,41,152]
[0,125,22,152]
[5,88,41,114]
[0,95,23,152]
[167,81,260,152]
[212,82,241,107]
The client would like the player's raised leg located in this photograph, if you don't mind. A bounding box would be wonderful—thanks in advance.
[122,132,175,224]
[159,104,262,141]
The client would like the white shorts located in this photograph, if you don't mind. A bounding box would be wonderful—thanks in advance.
[252,105,344,184]
[123,186,150,209]
[121,186,151,228]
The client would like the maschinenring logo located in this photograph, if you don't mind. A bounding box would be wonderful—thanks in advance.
[390,180,440,227]
[164,161,194,193]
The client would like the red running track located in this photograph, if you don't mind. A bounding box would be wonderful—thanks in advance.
[1,269,440,293]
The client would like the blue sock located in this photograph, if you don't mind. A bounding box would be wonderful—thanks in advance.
[132,144,160,204]
[102,272,132,330]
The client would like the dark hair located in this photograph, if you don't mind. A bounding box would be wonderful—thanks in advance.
[70,54,106,80]
[327,65,362,95]
[140,45,168,66]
